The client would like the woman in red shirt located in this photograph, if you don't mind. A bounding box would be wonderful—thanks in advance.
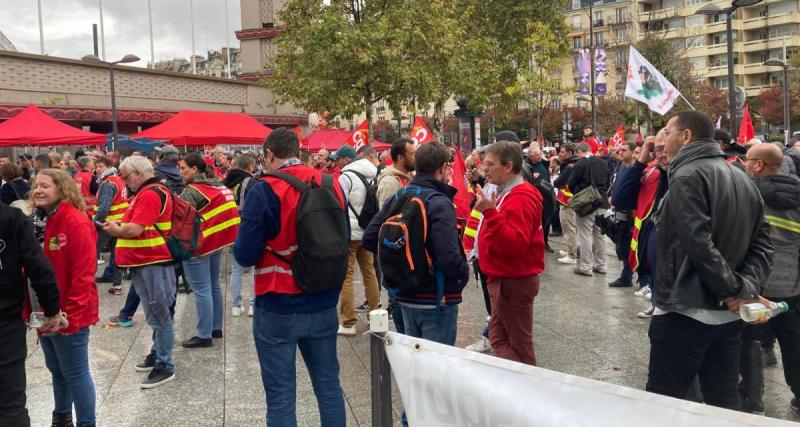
[32,169,99,427]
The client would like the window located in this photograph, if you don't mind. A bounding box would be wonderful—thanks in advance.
[595,32,605,45]
[615,28,627,39]
[616,49,627,66]
[687,35,705,48]
[685,0,702,6]
[710,13,728,23]
[713,77,729,89]
[572,15,582,29]
[572,0,581,10]
[685,16,704,28]
[594,11,604,26]
[573,37,583,49]
[688,57,706,69]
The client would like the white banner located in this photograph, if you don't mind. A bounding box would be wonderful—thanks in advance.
[383,331,794,427]
[625,46,682,116]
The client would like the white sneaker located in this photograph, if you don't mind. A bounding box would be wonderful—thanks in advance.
[465,336,493,353]
[558,250,568,257]
[248,306,255,317]
[232,306,243,317]
[97,258,105,265]
[634,286,652,299]
[557,256,577,265]
[337,324,357,337]
[637,304,655,319]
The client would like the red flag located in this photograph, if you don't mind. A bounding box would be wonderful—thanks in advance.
[635,133,644,143]
[293,126,308,148]
[449,147,472,220]
[410,117,436,146]
[609,125,625,150]
[738,105,755,145]
[345,120,369,150]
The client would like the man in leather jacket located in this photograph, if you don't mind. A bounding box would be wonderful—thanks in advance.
[646,110,774,410]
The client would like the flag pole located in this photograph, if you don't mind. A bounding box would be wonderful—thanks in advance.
[679,94,695,110]
[37,0,44,54]
[98,0,106,61]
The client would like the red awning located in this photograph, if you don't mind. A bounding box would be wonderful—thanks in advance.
[132,109,272,146]
[0,104,106,146]
[304,129,391,152]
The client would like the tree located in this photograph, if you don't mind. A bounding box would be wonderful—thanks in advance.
[694,85,729,129]
[505,21,571,142]
[266,0,461,141]
[594,97,637,137]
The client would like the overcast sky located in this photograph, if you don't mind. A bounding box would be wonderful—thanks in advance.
[1,0,242,66]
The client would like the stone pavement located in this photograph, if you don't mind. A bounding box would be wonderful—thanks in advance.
[25,239,800,426]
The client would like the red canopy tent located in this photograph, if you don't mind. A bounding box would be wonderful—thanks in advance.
[0,104,106,146]
[304,129,390,152]
[132,109,272,146]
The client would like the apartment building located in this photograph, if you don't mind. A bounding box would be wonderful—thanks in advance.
[561,0,800,105]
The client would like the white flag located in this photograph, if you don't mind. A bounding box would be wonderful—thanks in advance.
[625,46,682,115]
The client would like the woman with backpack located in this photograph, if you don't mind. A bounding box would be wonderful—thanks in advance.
[31,169,99,427]
[1,162,31,209]
[178,154,240,348]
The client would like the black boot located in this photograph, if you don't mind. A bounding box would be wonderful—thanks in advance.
[740,340,765,414]
[51,411,74,427]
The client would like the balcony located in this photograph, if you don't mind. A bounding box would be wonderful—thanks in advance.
[742,63,769,75]
[607,15,631,26]
[742,12,800,31]
[639,7,676,22]
[742,34,800,53]
[705,42,736,56]
[704,64,743,78]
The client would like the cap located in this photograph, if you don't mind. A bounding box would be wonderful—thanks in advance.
[333,145,357,160]
[154,144,180,155]
[714,129,732,146]
[495,130,520,143]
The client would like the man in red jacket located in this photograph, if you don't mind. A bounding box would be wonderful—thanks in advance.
[475,141,545,365]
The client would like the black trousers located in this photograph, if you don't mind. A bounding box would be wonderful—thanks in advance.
[473,258,490,316]
[646,312,742,410]
[0,319,30,427]
[769,296,800,399]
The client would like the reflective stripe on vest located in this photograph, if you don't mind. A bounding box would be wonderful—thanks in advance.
[97,175,129,221]
[255,265,293,276]
[628,166,661,272]
[765,214,800,233]
[190,183,240,256]
[115,183,173,267]
[556,188,573,206]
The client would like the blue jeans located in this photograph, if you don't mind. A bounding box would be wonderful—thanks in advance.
[183,251,223,339]
[253,304,345,427]
[40,328,96,426]
[119,284,140,320]
[229,257,255,308]
[400,304,459,345]
[132,265,176,370]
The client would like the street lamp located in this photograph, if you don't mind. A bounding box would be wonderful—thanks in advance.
[696,0,763,142]
[764,58,790,145]
[82,53,140,150]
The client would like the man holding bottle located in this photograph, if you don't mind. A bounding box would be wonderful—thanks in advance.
[645,111,774,410]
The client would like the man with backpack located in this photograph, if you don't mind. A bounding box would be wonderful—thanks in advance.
[234,128,348,426]
[363,141,469,346]
[102,156,178,389]
[337,145,381,336]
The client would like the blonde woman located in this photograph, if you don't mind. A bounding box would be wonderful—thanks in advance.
[31,169,99,427]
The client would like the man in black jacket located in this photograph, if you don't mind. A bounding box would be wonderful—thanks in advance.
[646,110,774,410]
[0,203,62,427]
[567,142,611,276]
[363,142,469,346]
[554,145,579,264]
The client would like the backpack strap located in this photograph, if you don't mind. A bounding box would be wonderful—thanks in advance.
[266,171,310,193]
[146,185,171,237]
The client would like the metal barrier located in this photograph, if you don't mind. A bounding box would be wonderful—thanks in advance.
[369,309,393,427]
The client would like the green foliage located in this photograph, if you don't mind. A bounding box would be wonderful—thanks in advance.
[266,0,569,131]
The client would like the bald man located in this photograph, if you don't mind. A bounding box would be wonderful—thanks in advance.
[743,142,800,415]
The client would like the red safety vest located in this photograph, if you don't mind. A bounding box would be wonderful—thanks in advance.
[96,175,129,221]
[254,166,344,296]
[462,208,482,253]
[629,165,661,271]
[556,187,573,206]
[189,182,240,256]
[115,183,174,267]
[73,170,96,217]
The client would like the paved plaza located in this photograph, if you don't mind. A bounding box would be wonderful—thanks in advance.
[25,237,800,426]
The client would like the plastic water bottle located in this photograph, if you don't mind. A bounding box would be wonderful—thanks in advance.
[739,302,789,323]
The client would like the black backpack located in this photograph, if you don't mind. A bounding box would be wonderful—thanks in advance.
[344,170,379,229]
[378,186,442,291]
[266,171,349,293]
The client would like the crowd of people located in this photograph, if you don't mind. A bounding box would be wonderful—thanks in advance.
[0,109,799,426]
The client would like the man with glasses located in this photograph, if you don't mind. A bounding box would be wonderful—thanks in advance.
[646,110,773,410]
